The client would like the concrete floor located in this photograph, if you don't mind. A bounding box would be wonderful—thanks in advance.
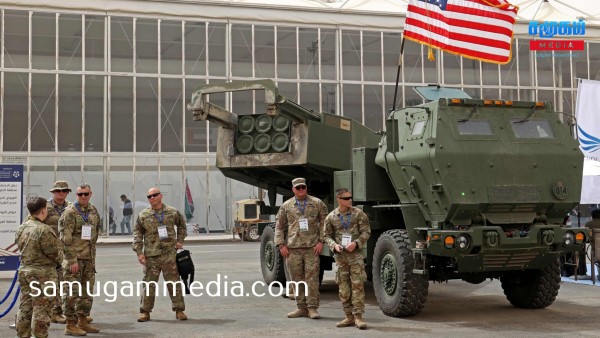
[1,241,600,337]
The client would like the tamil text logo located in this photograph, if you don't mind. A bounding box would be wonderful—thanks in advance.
[528,20,585,51]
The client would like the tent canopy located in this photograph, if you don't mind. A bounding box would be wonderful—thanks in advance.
[212,0,600,25]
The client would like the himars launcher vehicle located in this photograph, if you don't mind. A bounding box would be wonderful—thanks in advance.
[188,79,587,317]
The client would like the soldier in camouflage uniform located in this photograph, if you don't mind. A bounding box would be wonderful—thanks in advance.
[133,187,188,322]
[44,180,71,325]
[59,183,101,335]
[275,178,328,319]
[15,196,64,338]
[323,188,371,330]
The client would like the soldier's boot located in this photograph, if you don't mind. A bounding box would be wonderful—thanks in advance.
[308,308,321,319]
[137,311,150,322]
[287,308,308,318]
[336,314,355,327]
[354,314,367,330]
[86,316,93,323]
[64,319,87,336]
[52,313,67,324]
[288,285,296,300]
[175,311,188,321]
[77,314,100,333]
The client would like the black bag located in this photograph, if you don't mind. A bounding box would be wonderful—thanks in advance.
[176,249,195,294]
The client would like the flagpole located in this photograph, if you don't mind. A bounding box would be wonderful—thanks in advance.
[391,34,406,112]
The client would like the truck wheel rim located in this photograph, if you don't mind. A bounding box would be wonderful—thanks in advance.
[381,252,398,296]
[249,227,259,240]
[265,241,275,270]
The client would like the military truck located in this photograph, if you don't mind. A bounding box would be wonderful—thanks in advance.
[188,79,588,317]
[232,198,271,242]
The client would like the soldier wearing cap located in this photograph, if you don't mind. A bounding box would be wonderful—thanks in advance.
[275,177,328,319]
[15,196,64,338]
[44,180,71,325]
[323,188,371,329]
[59,183,101,336]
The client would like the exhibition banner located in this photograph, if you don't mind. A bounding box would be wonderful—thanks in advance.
[0,165,23,271]
[575,79,600,204]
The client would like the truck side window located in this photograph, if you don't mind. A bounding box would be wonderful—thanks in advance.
[456,120,493,135]
[411,120,426,136]
[510,119,555,139]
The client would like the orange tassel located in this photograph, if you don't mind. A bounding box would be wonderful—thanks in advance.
[428,46,435,61]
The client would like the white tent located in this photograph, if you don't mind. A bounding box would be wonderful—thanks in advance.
[208,0,600,24]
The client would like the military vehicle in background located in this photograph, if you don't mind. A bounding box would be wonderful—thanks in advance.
[188,79,588,317]
[232,198,271,242]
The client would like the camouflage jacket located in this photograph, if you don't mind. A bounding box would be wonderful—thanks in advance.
[44,199,71,236]
[323,206,371,260]
[59,202,101,265]
[16,217,63,272]
[133,204,187,257]
[275,195,327,249]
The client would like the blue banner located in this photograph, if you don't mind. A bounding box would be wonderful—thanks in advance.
[0,164,23,271]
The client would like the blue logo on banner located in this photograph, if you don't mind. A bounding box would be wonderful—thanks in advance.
[578,126,600,153]
[528,20,586,38]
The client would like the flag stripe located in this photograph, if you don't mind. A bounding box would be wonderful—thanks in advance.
[404,25,510,58]
[407,4,514,37]
[403,0,518,64]
[405,15,511,50]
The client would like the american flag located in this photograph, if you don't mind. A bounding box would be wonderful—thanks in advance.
[404,0,519,64]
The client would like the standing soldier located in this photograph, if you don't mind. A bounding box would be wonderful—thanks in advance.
[275,177,327,319]
[133,187,188,322]
[15,196,64,338]
[44,180,71,325]
[59,183,101,335]
[323,188,371,330]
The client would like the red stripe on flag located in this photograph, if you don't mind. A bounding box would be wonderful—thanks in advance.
[447,3,517,23]
[404,0,518,64]
[407,5,513,37]
[404,31,509,63]
[405,17,511,50]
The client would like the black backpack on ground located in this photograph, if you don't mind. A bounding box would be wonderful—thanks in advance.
[176,249,195,294]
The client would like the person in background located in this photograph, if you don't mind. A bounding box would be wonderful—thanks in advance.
[120,194,133,235]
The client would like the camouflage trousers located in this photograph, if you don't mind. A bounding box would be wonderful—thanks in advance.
[16,269,57,338]
[335,253,367,315]
[62,259,96,322]
[288,247,320,309]
[140,253,185,313]
[52,266,63,316]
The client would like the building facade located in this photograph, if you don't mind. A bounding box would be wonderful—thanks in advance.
[1,1,598,233]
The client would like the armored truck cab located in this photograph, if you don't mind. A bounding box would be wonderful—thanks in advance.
[188,80,588,318]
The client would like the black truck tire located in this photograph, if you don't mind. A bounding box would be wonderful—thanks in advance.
[245,224,260,242]
[500,259,561,309]
[373,229,429,317]
[260,225,286,284]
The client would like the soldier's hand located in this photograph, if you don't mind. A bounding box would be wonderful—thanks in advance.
[314,241,323,255]
[70,263,79,274]
[345,241,357,252]
[138,254,146,265]
[176,242,183,250]
[334,244,344,253]
[279,245,289,258]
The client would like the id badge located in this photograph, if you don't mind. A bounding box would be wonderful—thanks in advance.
[341,234,352,247]
[158,226,168,240]
[81,224,92,241]
[298,218,309,232]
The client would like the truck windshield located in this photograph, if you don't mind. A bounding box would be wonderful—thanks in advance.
[510,119,555,139]
[456,120,493,135]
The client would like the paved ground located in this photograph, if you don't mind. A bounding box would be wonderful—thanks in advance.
[1,240,600,337]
